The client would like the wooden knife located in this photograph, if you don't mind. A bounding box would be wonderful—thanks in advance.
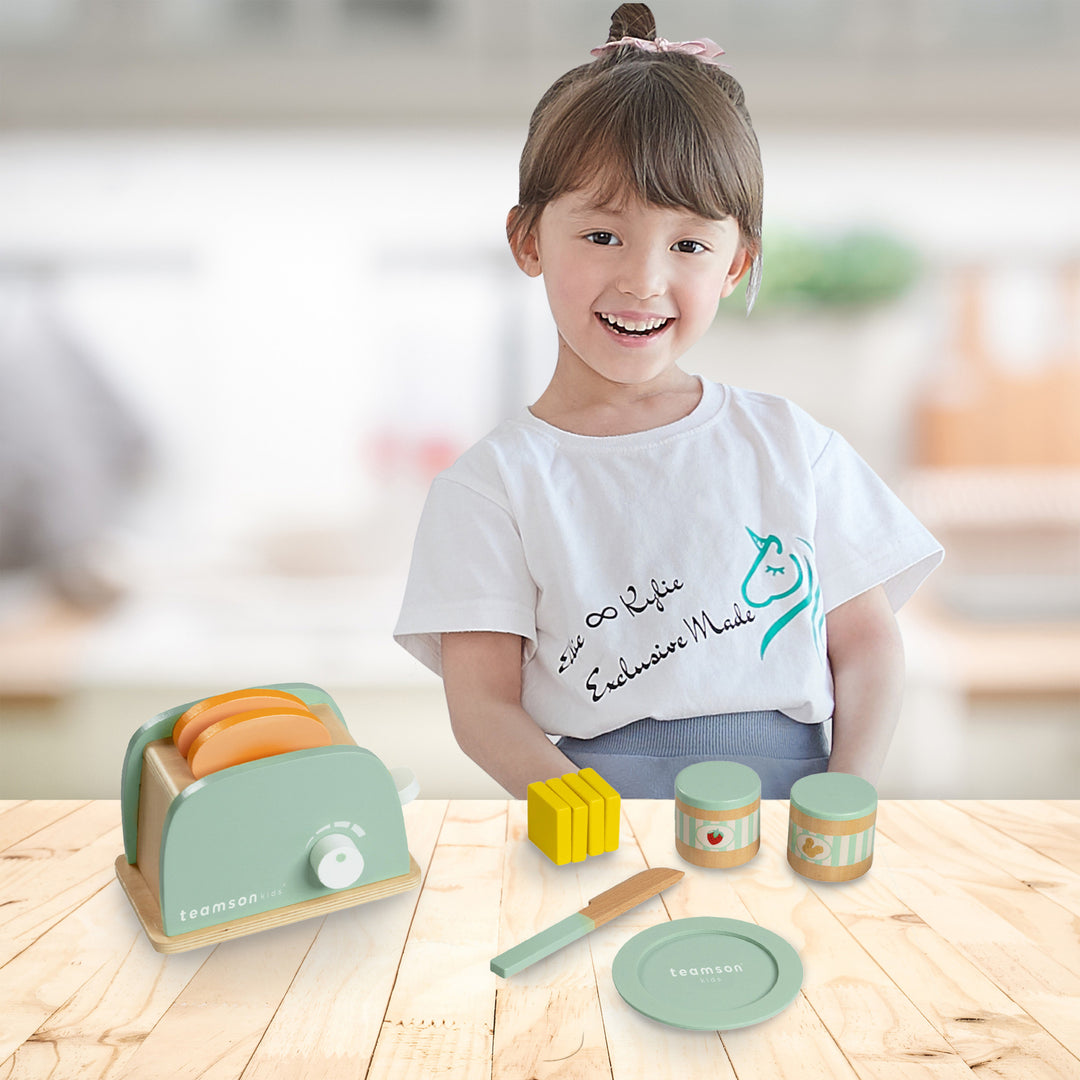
[490,866,684,977]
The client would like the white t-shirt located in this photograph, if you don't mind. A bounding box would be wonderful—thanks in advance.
[394,378,942,740]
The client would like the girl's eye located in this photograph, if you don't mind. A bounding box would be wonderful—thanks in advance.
[765,565,786,576]
[673,240,707,254]
[585,231,620,246]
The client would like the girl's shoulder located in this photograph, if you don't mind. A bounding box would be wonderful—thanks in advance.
[720,383,835,460]
[433,411,552,501]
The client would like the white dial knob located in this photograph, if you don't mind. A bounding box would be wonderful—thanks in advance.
[309,832,364,890]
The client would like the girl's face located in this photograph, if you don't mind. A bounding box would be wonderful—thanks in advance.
[511,184,751,393]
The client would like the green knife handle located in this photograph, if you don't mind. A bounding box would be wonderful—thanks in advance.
[490,912,595,978]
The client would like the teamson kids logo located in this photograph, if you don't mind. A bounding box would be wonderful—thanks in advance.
[176,884,285,923]
[669,959,745,984]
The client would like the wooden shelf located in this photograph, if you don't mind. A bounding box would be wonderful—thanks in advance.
[911,597,1080,696]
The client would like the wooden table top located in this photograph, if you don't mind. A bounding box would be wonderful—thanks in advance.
[2,798,1079,1079]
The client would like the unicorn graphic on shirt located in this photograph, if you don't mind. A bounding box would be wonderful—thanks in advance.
[740,529,825,659]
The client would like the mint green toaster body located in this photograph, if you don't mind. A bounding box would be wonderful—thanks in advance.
[119,682,414,939]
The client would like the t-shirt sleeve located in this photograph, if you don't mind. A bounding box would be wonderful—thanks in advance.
[811,430,943,613]
[393,476,537,677]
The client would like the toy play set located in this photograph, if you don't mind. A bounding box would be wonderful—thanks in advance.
[674,760,761,868]
[490,866,683,977]
[787,771,878,882]
[115,687,873,1030]
[115,682,420,954]
[508,759,876,1029]
[526,767,621,864]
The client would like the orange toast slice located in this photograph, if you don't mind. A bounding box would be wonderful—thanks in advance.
[173,688,314,758]
[186,707,332,779]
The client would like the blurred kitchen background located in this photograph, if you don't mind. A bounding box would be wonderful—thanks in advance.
[1,0,1078,800]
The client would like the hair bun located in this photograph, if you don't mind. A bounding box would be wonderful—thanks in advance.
[608,3,657,43]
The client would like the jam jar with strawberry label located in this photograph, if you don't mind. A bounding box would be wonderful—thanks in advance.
[787,772,877,882]
[674,762,761,868]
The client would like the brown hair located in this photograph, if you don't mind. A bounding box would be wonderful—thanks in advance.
[507,3,764,314]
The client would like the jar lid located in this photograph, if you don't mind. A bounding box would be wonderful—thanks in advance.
[789,772,876,821]
[675,761,760,811]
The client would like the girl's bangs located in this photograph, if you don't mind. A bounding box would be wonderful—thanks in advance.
[563,137,736,224]
[551,79,755,228]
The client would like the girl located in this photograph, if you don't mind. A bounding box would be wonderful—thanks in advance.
[393,4,943,799]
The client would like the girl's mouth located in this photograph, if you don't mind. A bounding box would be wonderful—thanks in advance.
[595,312,672,338]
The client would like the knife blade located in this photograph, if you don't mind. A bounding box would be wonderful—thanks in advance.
[490,866,684,978]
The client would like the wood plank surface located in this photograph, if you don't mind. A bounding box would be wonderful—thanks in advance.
[874,803,1080,1054]
[1,800,1078,1080]
[1,881,205,1080]
[491,801,611,1080]
[949,800,1080,879]
[760,805,1080,1080]
[113,915,322,1080]
[909,801,1080,920]
[365,801,507,1080]
[239,800,447,1080]
[629,801,975,1080]
[1046,801,1080,821]
[0,802,122,967]
[877,802,1080,973]
[0,801,89,853]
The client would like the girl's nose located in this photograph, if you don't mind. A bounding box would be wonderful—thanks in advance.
[616,248,665,300]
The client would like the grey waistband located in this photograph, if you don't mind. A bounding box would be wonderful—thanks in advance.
[556,711,829,760]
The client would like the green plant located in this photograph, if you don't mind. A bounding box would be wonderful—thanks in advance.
[723,225,923,317]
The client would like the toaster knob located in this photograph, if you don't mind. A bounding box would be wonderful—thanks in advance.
[309,833,365,890]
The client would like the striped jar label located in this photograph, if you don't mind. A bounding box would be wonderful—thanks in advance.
[787,804,876,882]
[675,799,760,868]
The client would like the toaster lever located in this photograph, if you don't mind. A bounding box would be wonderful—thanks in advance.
[391,767,420,806]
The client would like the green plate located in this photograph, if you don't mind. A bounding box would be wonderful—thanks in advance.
[612,917,802,1030]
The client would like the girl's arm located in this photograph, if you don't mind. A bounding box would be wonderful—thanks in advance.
[825,584,906,785]
[441,630,579,799]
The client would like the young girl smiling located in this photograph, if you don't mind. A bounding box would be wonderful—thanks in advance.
[394,4,943,799]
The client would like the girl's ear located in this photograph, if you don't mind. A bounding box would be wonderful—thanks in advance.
[719,246,753,299]
[507,207,542,277]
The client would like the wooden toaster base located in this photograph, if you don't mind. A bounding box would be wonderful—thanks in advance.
[115,853,422,954]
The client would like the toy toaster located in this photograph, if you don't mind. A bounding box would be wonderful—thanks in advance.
[115,682,420,953]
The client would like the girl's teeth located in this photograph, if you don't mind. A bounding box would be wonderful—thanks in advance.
[602,314,668,332]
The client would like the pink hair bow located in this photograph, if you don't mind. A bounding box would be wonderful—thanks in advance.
[590,36,727,66]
